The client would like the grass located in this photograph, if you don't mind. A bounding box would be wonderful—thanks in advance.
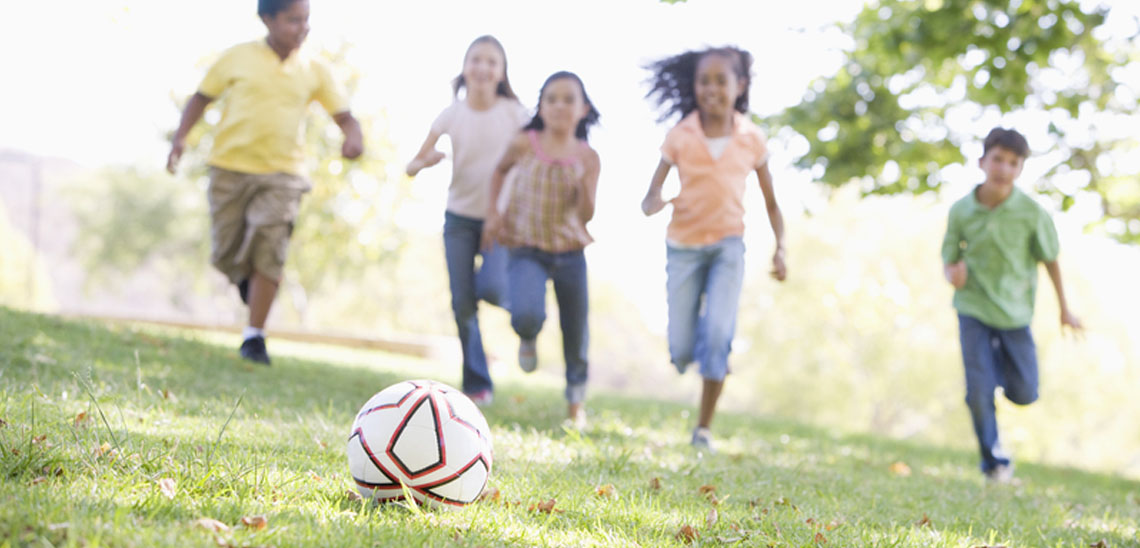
[1,306,1138,547]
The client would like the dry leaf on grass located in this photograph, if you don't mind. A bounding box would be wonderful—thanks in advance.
[649,477,662,490]
[30,476,47,486]
[595,484,616,498]
[308,470,322,482]
[32,434,47,445]
[915,514,932,528]
[706,508,718,527]
[241,515,268,530]
[528,499,561,514]
[814,532,827,544]
[675,524,699,544]
[826,520,844,531]
[1089,541,1108,548]
[511,395,526,404]
[889,461,912,477]
[161,389,178,403]
[73,412,89,427]
[345,490,363,503]
[194,518,230,533]
[698,484,717,495]
[478,487,501,503]
[0,418,7,428]
[158,478,177,500]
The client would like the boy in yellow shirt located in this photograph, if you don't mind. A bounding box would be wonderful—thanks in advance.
[166,0,363,365]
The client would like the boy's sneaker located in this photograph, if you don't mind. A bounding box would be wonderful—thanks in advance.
[691,427,716,454]
[466,389,493,407]
[239,336,271,365]
[237,278,250,305]
[518,338,538,373]
[984,463,1014,484]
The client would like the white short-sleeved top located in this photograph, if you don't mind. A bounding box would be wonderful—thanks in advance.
[431,97,530,219]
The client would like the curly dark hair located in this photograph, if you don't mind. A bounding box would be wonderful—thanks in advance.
[523,71,601,141]
[257,0,301,17]
[645,46,753,123]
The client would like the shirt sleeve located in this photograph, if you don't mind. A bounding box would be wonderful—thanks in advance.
[311,59,349,115]
[660,127,679,166]
[197,49,233,99]
[1030,207,1060,262]
[752,128,771,168]
[430,104,455,136]
[940,210,963,264]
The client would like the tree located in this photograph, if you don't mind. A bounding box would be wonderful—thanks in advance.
[762,0,1139,243]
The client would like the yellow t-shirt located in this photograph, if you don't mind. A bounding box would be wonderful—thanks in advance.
[198,40,348,176]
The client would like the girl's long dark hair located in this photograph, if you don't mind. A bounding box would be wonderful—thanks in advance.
[452,35,517,100]
[523,71,601,141]
[644,46,753,123]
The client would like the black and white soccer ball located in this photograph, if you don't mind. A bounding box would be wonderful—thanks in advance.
[347,380,493,508]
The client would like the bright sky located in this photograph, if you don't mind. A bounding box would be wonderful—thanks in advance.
[2,0,1136,329]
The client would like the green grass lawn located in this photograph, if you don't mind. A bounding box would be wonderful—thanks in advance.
[1,306,1137,547]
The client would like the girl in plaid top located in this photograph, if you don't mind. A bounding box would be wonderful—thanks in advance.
[483,71,601,427]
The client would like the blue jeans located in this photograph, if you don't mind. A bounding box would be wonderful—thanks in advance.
[957,314,1039,473]
[666,236,745,381]
[507,247,589,403]
[443,212,510,395]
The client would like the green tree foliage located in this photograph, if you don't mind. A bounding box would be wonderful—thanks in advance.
[69,47,409,320]
[763,0,1140,243]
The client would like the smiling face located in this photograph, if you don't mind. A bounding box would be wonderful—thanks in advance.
[461,41,506,97]
[262,0,310,55]
[979,145,1025,188]
[538,77,589,135]
[694,53,745,118]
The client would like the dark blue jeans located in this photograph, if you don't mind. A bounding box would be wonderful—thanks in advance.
[507,247,589,403]
[957,314,1039,473]
[443,212,510,395]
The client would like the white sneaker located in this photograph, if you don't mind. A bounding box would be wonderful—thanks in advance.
[518,338,538,373]
[985,463,1014,484]
[691,427,716,454]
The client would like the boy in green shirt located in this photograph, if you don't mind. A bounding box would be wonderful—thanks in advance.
[941,127,1082,482]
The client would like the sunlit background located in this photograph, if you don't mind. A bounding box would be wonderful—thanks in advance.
[2,0,1139,477]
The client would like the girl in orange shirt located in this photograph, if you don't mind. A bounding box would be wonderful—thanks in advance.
[642,47,787,452]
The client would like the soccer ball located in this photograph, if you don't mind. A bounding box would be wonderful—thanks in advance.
[346,380,493,508]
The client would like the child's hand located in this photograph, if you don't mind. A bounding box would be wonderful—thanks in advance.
[1060,309,1083,333]
[166,138,185,174]
[771,247,787,281]
[945,261,967,289]
[641,193,667,216]
[480,214,503,252]
[342,134,364,160]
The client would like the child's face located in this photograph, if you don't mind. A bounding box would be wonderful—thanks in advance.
[695,54,745,118]
[262,0,310,54]
[979,145,1025,187]
[462,42,506,94]
[539,77,589,135]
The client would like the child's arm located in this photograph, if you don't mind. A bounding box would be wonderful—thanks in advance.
[405,130,446,177]
[577,147,601,223]
[755,162,787,281]
[481,132,528,251]
[641,159,671,216]
[333,111,364,160]
[1044,260,1083,331]
[166,92,214,174]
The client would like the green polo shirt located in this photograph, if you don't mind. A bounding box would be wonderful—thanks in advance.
[941,186,1060,329]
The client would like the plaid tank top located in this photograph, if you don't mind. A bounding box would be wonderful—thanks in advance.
[500,131,594,252]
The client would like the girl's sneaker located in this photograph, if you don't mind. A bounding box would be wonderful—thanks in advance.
[466,390,493,407]
[518,338,538,373]
[690,427,716,454]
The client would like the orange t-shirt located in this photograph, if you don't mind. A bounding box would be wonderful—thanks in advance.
[661,112,770,246]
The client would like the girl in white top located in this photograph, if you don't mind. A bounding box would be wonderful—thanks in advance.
[406,35,530,406]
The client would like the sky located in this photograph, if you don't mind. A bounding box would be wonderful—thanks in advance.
[1,0,1137,329]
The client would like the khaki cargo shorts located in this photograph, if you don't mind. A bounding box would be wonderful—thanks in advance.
[207,167,311,284]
